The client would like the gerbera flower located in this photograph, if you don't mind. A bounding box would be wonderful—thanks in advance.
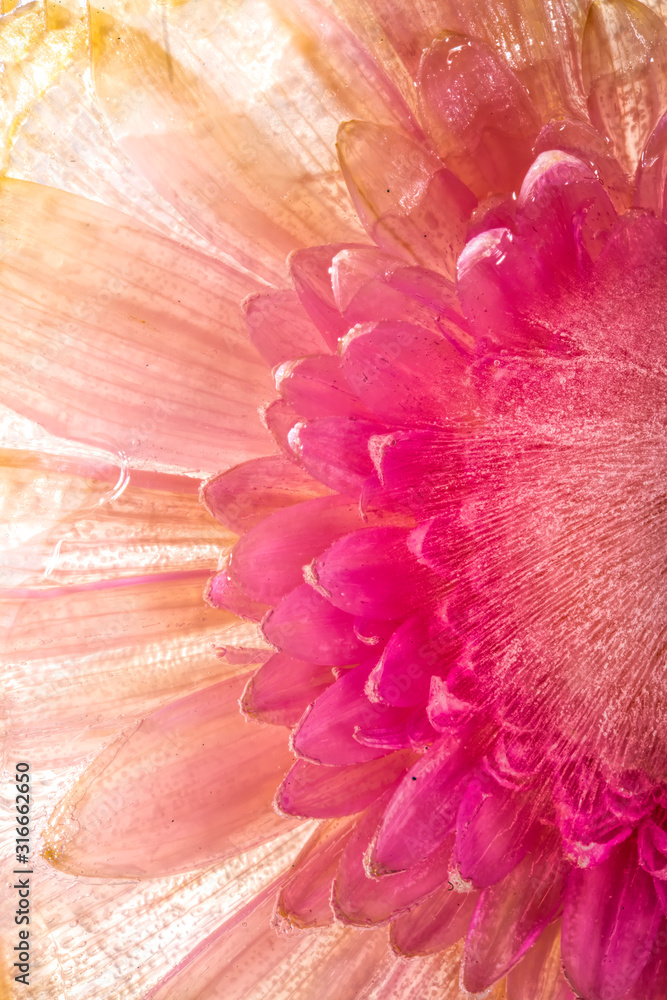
[4,0,667,997]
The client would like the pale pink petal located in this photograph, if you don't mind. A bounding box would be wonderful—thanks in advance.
[535,118,632,212]
[0,180,273,475]
[276,355,371,419]
[340,321,470,424]
[418,35,541,198]
[90,6,367,283]
[277,818,356,929]
[391,881,477,958]
[241,652,333,727]
[290,243,370,347]
[5,576,239,762]
[583,0,667,176]
[243,290,331,365]
[148,883,389,1000]
[337,120,476,277]
[506,921,576,1000]
[202,455,330,534]
[290,417,383,497]
[276,751,415,818]
[44,676,297,877]
[636,109,667,217]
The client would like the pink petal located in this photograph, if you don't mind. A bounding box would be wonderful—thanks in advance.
[276,355,371,419]
[583,0,667,176]
[0,180,272,475]
[277,818,356,929]
[276,751,415,818]
[340,320,469,424]
[337,120,476,278]
[243,290,331,365]
[418,35,541,198]
[330,246,405,311]
[44,676,296,877]
[515,150,617,268]
[311,526,438,620]
[262,398,302,457]
[205,566,270,622]
[293,659,407,765]
[241,652,333,727]
[368,613,462,708]
[290,417,383,497]
[202,455,329,534]
[229,496,365,604]
[535,117,631,212]
[371,734,480,874]
[263,583,368,666]
[463,836,564,993]
[455,774,540,888]
[562,835,662,1000]
[334,791,455,927]
[457,228,560,353]
[390,881,478,957]
[289,243,370,347]
[506,921,576,1000]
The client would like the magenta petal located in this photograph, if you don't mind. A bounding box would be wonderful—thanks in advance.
[455,774,539,888]
[276,751,415,818]
[624,918,667,1000]
[263,584,368,666]
[639,816,667,879]
[390,882,478,957]
[418,35,541,198]
[276,355,370,419]
[292,660,395,765]
[277,818,355,929]
[340,320,469,424]
[241,652,333,727]
[562,836,662,1000]
[229,496,364,604]
[262,398,302,458]
[371,734,480,874]
[333,792,455,926]
[368,613,462,708]
[312,526,438,620]
[243,289,331,365]
[290,417,384,497]
[463,836,564,993]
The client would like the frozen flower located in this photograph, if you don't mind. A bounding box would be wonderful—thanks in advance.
[5,0,667,998]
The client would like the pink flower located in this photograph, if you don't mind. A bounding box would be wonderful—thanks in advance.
[5,0,667,997]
